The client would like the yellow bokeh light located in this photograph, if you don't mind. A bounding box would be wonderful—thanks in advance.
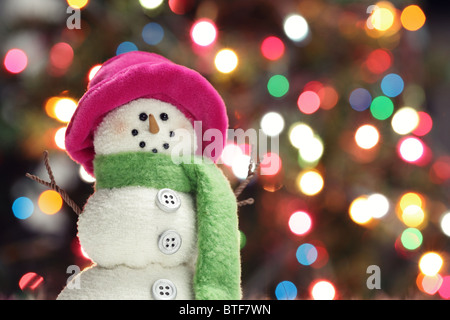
[297,170,324,196]
[54,98,77,123]
[67,0,89,9]
[38,190,63,215]
[214,49,238,74]
[419,252,443,276]
[44,97,60,119]
[399,192,424,211]
[370,6,394,31]
[349,196,373,225]
[401,204,425,228]
[401,5,426,31]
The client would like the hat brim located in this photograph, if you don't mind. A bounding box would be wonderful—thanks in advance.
[65,57,228,176]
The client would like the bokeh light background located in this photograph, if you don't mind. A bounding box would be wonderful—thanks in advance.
[1,0,450,300]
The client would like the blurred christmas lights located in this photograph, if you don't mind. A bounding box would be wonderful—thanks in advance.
[54,98,77,123]
[365,49,392,74]
[267,75,289,98]
[381,73,404,98]
[275,281,297,300]
[419,252,443,276]
[19,272,44,291]
[297,170,324,196]
[261,36,285,61]
[142,22,164,45]
[370,96,394,120]
[400,228,423,250]
[260,111,284,137]
[139,0,164,10]
[49,42,74,71]
[349,88,372,112]
[355,124,379,150]
[38,190,63,215]
[79,165,96,183]
[401,5,426,31]
[214,48,238,73]
[288,211,312,236]
[391,107,419,135]
[296,243,318,266]
[397,136,425,163]
[190,19,217,47]
[297,91,320,114]
[67,0,89,9]
[116,41,138,55]
[4,48,28,74]
[310,280,336,300]
[283,14,309,43]
[440,212,450,237]
[12,197,34,220]
[54,127,67,150]
[289,122,314,149]
[88,64,102,81]
[413,111,433,136]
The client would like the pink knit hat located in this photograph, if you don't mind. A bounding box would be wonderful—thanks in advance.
[65,51,228,176]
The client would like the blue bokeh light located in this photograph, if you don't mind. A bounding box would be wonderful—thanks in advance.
[275,281,297,300]
[349,88,372,111]
[12,197,34,220]
[142,22,164,45]
[116,41,138,55]
[296,243,318,266]
[381,73,404,97]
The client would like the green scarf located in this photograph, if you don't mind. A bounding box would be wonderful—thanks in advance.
[93,152,241,300]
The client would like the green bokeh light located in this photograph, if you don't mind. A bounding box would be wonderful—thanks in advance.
[370,96,394,120]
[401,228,423,250]
[267,74,289,98]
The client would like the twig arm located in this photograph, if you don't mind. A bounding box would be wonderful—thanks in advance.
[26,151,82,215]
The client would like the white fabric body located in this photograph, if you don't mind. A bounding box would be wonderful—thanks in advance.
[57,186,198,300]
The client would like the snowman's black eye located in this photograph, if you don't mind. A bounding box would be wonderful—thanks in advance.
[139,113,148,121]
[132,129,139,136]
[163,143,169,150]
[169,131,175,137]
[139,141,146,148]
[160,113,169,121]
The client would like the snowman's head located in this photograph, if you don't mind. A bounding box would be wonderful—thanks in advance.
[93,98,197,157]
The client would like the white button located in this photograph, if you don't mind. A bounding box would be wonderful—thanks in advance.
[152,279,177,300]
[158,230,182,255]
[156,188,181,213]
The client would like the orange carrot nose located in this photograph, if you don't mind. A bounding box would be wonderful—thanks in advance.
[148,114,159,134]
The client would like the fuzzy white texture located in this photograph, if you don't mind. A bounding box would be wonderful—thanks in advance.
[94,98,197,156]
[78,186,198,269]
[57,263,194,300]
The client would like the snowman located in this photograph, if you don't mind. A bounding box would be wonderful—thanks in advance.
[57,51,241,300]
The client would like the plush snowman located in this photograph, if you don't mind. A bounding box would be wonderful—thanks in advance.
[57,51,241,300]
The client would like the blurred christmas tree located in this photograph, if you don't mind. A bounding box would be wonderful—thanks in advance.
[1,0,450,300]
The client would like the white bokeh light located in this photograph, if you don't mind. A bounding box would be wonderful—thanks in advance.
[355,124,379,149]
[440,212,450,237]
[191,19,217,46]
[284,14,309,42]
[391,107,419,135]
[260,112,285,137]
[214,49,238,73]
[139,0,164,9]
[289,122,314,149]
